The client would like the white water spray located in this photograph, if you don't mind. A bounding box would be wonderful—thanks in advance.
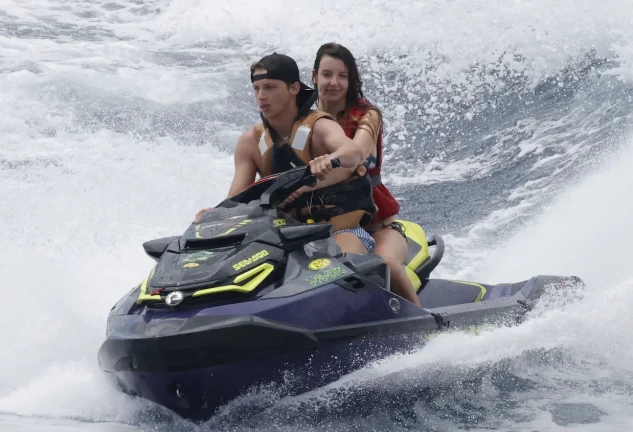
[2,0,633,427]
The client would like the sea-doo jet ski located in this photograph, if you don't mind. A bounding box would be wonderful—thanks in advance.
[98,161,583,422]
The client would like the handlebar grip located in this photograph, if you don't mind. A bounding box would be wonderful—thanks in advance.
[331,157,341,168]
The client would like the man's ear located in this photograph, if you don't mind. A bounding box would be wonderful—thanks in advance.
[289,82,300,95]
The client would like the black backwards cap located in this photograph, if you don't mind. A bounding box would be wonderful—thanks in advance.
[250,53,316,110]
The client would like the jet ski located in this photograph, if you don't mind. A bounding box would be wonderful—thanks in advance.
[98,161,583,422]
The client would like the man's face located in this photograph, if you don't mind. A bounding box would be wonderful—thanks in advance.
[252,68,298,120]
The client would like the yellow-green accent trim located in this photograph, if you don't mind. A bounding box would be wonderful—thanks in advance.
[136,266,162,304]
[216,219,252,237]
[192,263,275,297]
[396,220,431,270]
[450,280,487,302]
[396,220,431,292]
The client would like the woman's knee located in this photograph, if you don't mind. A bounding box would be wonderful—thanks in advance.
[333,227,376,254]
[379,252,405,271]
[334,232,367,254]
[373,230,407,261]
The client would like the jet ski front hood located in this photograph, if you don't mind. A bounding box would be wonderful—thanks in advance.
[146,211,287,292]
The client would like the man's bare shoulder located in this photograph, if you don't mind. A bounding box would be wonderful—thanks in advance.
[239,126,261,144]
[235,126,261,156]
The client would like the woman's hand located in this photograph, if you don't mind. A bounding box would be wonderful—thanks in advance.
[309,154,337,180]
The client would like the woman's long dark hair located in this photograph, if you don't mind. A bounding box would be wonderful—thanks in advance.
[312,42,382,137]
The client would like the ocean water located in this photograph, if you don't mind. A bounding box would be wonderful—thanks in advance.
[1,0,633,430]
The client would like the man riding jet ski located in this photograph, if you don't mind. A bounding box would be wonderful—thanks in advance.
[98,159,584,422]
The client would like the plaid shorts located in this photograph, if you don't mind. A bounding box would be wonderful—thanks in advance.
[332,226,376,253]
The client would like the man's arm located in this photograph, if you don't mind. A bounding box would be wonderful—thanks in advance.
[194,130,258,223]
[227,130,259,197]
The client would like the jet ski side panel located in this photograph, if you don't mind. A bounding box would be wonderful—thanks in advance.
[110,328,431,422]
[99,282,435,374]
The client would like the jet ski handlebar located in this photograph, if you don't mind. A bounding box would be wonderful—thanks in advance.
[259,157,341,208]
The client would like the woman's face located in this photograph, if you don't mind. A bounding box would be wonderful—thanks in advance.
[313,55,349,103]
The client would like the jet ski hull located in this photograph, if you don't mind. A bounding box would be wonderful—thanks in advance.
[99,274,580,421]
[111,330,419,422]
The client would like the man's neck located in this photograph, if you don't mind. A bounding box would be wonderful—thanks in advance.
[318,99,346,118]
[266,105,298,140]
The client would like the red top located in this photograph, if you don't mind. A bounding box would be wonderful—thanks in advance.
[341,100,400,225]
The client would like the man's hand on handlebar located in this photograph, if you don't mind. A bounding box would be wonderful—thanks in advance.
[280,185,313,207]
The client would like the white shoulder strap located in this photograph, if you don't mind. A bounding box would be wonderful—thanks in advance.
[258,130,268,155]
[292,126,311,151]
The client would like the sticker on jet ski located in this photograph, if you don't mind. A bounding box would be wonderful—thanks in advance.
[308,258,331,271]
[233,250,270,271]
[182,251,216,263]
[306,266,348,286]
[273,219,286,227]
[191,218,252,239]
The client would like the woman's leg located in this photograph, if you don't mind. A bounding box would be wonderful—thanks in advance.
[372,226,420,306]
[332,226,376,255]
[333,231,368,254]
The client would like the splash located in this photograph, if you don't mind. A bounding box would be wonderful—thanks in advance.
[2,0,633,427]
